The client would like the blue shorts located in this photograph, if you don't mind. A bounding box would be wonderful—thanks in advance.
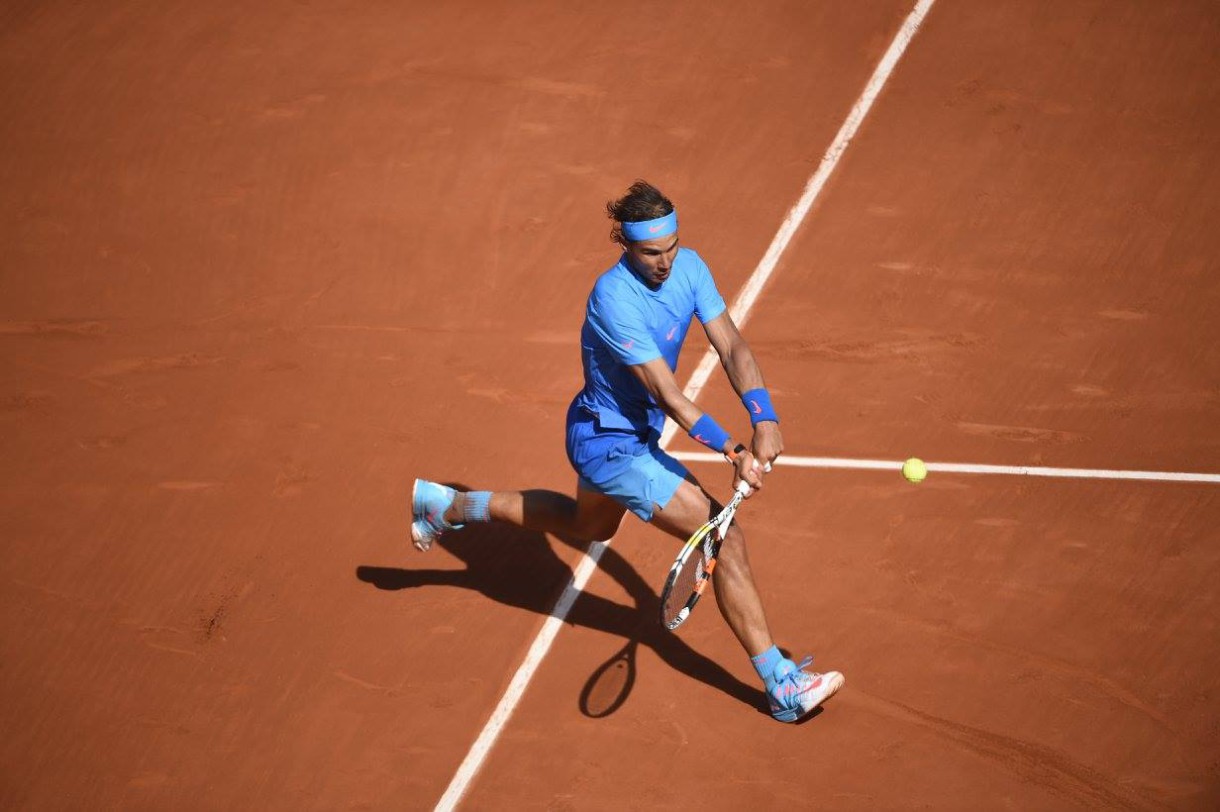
[565,404,689,522]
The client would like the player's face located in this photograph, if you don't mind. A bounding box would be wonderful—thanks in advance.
[623,233,680,288]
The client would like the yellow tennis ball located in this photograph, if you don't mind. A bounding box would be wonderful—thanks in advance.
[902,457,927,483]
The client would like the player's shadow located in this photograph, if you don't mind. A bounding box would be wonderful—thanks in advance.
[356,488,765,716]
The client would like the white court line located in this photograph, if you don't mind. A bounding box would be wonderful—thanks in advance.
[433,542,608,811]
[433,2,938,809]
[659,0,939,448]
[670,450,1220,484]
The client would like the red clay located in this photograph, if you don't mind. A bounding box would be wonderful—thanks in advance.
[2,1,1218,810]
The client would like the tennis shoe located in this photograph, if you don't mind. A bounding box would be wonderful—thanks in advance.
[410,478,463,551]
[767,656,844,723]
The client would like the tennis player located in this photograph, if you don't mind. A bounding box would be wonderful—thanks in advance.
[411,181,842,722]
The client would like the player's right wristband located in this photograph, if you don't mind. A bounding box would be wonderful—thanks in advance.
[742,388,779,425]
[689,413,731,454]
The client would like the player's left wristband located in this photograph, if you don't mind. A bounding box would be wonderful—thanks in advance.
[742,388,779,425]
[724,443,747,464]
[689,413,731,454]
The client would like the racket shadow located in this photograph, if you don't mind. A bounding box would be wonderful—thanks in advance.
[356,490,764,717]
[561,532,766,718]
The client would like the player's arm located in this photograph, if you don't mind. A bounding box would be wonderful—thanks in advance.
[628,358,763,491]
[702,312,784,469]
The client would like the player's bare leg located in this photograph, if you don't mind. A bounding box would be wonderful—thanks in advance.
[648,479,774,656]
[648,477,843,722]
[435,483,627,543]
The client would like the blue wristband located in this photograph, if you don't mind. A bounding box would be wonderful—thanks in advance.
[742,388,779,425]
[689,413,731,454]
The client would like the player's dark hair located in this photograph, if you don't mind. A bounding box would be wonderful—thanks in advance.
[606,180,674,243]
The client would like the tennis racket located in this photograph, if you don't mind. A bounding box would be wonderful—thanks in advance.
[660,480,752,630]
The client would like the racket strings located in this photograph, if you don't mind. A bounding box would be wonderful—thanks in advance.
[661,539,710,626]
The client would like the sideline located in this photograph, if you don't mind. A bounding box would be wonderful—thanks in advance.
[434,2,939,808]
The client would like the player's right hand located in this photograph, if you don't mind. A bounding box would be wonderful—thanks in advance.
[750,421,784,473]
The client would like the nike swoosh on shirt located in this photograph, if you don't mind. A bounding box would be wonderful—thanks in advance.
[666,325,678,341]
[621,340,634,350]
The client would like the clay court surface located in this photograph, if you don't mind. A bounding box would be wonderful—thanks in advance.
[3,1,1219,809]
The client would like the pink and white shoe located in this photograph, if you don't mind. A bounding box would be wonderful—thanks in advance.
[767,656,844,722]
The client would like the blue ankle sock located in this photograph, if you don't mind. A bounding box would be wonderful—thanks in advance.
[751,645,783,684]
[462,491,492,523]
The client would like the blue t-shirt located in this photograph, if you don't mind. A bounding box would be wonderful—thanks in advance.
[573,247,727,435]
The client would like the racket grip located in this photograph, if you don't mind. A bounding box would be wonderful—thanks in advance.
[735,479,752,495]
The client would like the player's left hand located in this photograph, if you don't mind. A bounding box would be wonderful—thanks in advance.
[732,449,765,495]
[750,421,783,473]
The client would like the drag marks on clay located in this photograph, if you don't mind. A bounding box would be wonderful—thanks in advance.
[756,331,987,363]
[523,329,571,344]
[157,481,223,492]
[313,322,504,336]
[463,386,547,406]
[955,421,1082,445]
[516,121,551,136]
[259,92,327,121]
[126,772,172,790]
[11,578,103,612]
[78,434,128,450]
[334,669,410,696]
[273,460,312,498]
[457,373,570,413]
[1097,308,1151,321]
[660,719,690,749]
[87,353,225,380]
[1,390,55,415]
[257,359,303,373]
[209,180,258,207]
[0,319,109,338]
[849,689,1147,810]
[972,517,1021,528]
[509,76,604,101]
[137,626,202,660]
[1018,387,1220,421]
[194,293,290,325]
[552,163,598,176]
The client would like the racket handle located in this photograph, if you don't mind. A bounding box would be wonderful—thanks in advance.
[735,479,752,496]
